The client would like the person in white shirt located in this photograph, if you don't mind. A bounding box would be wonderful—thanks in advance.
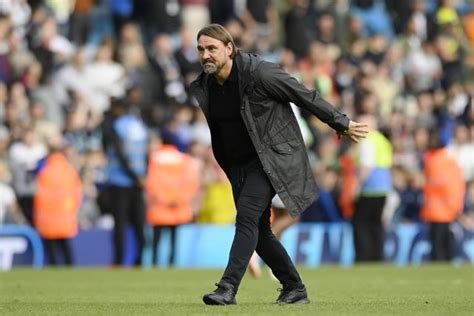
[0,162,25,225]
[448,124,474,182]
[8,128,47,224]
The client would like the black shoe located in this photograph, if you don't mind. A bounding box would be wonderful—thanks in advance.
[203,282,237,305]
[273,284,310,304]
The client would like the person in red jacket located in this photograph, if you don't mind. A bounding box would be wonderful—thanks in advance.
[421,130,465,261]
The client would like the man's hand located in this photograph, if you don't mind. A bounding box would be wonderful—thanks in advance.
[337,120,369,143]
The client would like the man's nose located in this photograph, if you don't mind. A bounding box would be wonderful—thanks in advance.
[202,50,210,60]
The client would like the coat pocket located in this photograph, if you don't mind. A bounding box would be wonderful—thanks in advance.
[271,139,301,155]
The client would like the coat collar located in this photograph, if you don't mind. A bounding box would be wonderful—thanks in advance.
[190,52,261,117]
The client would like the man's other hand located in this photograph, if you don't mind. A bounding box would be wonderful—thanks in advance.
[337,120,369,143]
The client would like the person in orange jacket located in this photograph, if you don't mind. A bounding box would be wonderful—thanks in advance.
[338,149,358,220]
[146,134,201,266]
[421,130,465,261]
[34,134,82,265]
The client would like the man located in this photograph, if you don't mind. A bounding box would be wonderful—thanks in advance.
[352,114,393,262]
[102,98,148,266]
[190,24,368,305]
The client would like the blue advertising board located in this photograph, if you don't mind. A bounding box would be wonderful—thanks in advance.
[1,223,473,270]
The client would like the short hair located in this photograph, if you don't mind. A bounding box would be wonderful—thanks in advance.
[428,128,445,150]
[197,24,238,59]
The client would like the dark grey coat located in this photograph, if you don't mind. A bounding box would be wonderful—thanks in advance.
[190,53,349,216]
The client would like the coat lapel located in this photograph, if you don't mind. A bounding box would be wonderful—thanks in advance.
[190,72,210,119]
[236,53,253,98]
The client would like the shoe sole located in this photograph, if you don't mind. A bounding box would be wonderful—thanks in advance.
[203,296,236,306]
[276,298,310,305]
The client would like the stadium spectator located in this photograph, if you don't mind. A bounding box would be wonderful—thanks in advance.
[118,33,162,111]
[283,0,312,60]
[54,47,94,112]
[448,123,474,182]
[29,100,60,144]
[180,0,210,32]
[84,41,126,113]
[0,161,25,225]
[208,0,235,26]
[174,27,202,90]
[391,166,423,224]
[351,0,395,40]
[29,15,74,81]
[404,41,442,93]
[133,0,181,41]
[149,33,187,104]
[314,13,340,47]
[408,0,438,41]
[8,127,47,224]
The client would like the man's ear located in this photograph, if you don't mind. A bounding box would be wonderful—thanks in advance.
[226,43,233,57]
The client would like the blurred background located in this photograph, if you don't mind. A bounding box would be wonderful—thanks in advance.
[0,0,472,271]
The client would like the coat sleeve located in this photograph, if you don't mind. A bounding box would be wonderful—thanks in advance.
[256,61,349,132]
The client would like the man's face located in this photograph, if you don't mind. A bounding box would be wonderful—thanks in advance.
[197,35,232,74]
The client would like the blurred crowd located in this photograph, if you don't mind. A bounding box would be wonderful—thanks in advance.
[0,0,473,263]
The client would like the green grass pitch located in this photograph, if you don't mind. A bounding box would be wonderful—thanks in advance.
[1,265,473,315]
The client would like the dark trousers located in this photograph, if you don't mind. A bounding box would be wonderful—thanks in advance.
[109,185,145,266]
[152,225,177,266]
[17,195,34,225]
[353,196,386,262]
[44,238,73,265]
[429,222,454,261]
[221,159,302,291]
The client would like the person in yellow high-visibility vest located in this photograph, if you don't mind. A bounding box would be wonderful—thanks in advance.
[353,114,393,262]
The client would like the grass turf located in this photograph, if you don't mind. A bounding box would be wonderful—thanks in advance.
[1,265,473,315]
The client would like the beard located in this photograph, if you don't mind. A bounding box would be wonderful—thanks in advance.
[202,61,218,74]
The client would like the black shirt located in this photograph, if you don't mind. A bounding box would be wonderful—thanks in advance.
[208,61,258,166]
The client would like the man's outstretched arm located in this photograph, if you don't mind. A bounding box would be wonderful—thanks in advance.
[257,61,367,142]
